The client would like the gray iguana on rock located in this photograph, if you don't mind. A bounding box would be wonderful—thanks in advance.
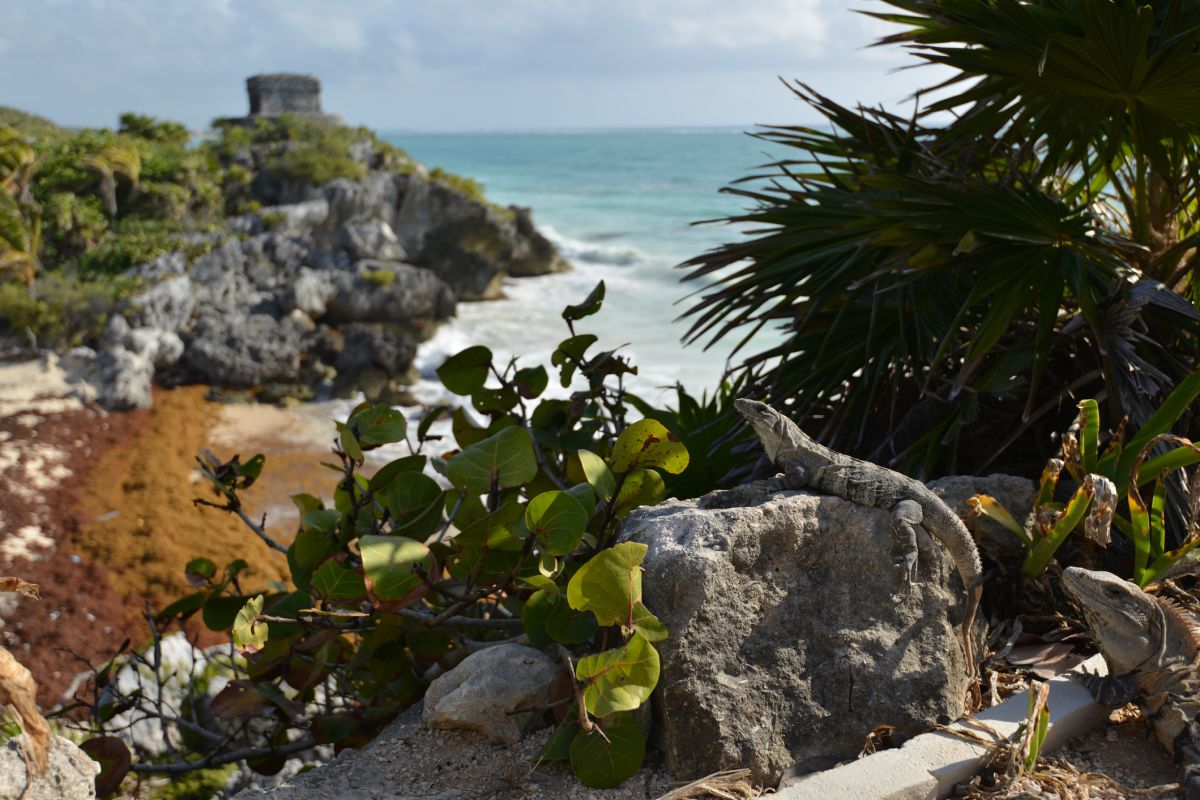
[734,398,984,674]
[1062,566,1200,800]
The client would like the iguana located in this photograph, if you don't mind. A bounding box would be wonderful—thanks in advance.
[1062,567,1200,800]
[734,398,984,674]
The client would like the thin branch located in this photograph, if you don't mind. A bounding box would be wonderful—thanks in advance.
[192,498,288,554]
[129,736,318,774]
[395,608,524,631]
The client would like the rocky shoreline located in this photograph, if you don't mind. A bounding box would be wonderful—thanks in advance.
[33,145,567,412]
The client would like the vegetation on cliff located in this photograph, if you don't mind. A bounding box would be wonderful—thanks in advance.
[0,109,494,349]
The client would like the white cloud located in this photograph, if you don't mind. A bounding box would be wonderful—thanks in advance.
[659,0,828,50]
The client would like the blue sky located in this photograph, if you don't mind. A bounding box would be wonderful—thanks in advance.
[1,1,944,131]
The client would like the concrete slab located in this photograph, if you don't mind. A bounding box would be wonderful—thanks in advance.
[776,654,1109,800]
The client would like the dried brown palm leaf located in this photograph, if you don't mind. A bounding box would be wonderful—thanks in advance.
[655,768,764,800]
[0,646,50,777]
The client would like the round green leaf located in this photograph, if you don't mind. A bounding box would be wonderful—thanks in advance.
[576,449,616,501]
[232,595,267,655]
[369,455,428,493]
[348,404,408,447]
[310,560,366,601]
[575,633,659,718]
[514,365,549,399]
[569,713,646,790]
[526,490,588,556]
[567,541,647,627]
[446,426,538,494]
[360,535,432,605]
[612,468,665,519]
[609,419,689,475]
[437,346,493,396]
[385,472,445,540]
[524,588,597,649]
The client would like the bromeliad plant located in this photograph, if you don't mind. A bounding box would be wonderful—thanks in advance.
[83,284,686,793]
[969,369,1200,586]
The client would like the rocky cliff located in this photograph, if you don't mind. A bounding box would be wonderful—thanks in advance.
[69,131,567,409]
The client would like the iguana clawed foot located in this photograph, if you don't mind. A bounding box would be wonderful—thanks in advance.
[890,499,922,592]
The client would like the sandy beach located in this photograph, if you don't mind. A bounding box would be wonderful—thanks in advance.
[0,356,343,705]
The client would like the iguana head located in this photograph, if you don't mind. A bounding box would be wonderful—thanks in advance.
[734,398,819,465]
[1062,566,1160,675]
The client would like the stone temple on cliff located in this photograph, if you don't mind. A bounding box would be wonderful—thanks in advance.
[216,73,341,126]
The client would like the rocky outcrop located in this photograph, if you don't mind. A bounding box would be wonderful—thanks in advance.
[68,130,564,409]
[422,644,562,745]
[0,735,99,800]
[619,479,983,785]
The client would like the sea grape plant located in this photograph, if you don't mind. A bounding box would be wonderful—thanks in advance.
[90,283,685,792]
[968,371,1200,585]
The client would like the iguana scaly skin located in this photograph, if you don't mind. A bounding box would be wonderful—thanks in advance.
[734,398,984,675]
[1062,567,1200,800]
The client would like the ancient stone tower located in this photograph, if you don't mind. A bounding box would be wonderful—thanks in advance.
[246,73,324,117]
[216,73,339,127]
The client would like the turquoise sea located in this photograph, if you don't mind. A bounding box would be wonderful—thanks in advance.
[383,129,788,403]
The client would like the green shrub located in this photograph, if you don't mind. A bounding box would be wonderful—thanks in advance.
[0,106,62,142]
[79,220,215,276]
[0,272,133,348]
[273,141,365,186]
[94,284,710,792]
[118,113,190,147]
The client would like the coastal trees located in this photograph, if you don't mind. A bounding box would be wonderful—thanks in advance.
[682,1,1200,481]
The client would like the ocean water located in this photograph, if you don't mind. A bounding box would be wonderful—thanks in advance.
[383,129,788,405]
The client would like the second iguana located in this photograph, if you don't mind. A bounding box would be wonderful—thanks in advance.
[1062,567,1200,800]
[735,398,984,674]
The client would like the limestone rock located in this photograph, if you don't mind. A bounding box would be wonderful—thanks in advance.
[336,215,407,262]
[253,200,330,237]
[509,206,569,277]
[122,327,184,370]
[178,312,304,387]
[282,268,337,319]
[323,260,456,325]
[0,735,99,800]
[125,275,194,332]
[620,480,978,784]
[91,348,154,410]
[422,644,561,745]
[334,323,418,384]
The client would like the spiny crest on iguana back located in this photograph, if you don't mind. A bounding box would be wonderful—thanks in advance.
[1062,567,1200,675]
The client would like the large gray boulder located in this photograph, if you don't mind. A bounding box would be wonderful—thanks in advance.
[281,268,338,319]
[620,480,980,785]
[335,215,407,262]
[509,206,569,277]
[125,274,194,332]
[422,644,562,745]
[334,323,418,380]
[178,312,304,387]
[323,260,455,325]
[0,735,99,800]
[90,348,154,410]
